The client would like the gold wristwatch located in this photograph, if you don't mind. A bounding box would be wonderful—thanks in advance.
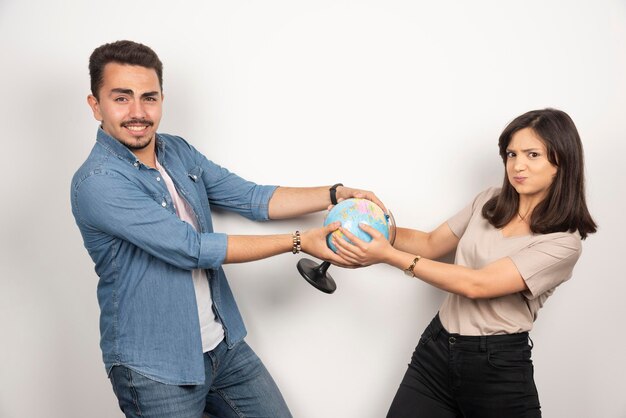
[404,256,421,277]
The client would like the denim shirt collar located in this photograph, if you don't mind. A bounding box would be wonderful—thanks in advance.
[95,127,166,167]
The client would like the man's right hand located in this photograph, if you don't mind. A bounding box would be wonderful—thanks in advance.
[300,222,360,269]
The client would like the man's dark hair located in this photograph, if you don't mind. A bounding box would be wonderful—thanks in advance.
[482,108,597,239]
[89,40,163,100]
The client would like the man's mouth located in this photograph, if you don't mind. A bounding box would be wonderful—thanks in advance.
[126,125,148,131]
[122,119,153,132]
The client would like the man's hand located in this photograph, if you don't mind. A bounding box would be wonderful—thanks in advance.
[332,185,388,215]
[300,222,361,268]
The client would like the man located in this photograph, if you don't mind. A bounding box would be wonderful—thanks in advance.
[71,40,384,418]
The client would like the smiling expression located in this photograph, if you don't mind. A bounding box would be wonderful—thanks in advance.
[505,127,558,202]
[87,63,163,156]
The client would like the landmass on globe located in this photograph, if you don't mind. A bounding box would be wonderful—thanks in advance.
[324,198,390,253]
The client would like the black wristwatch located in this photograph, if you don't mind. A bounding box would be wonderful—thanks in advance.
[329,183,343,205]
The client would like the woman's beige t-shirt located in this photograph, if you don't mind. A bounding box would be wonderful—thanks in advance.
[439,187,582,335]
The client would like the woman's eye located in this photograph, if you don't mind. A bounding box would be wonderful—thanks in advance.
[529,152,539,158]
[506,151,515,158]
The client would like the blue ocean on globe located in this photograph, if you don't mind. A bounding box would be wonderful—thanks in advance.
[324,198,390,252]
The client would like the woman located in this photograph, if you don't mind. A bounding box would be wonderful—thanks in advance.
[333,108,596,417]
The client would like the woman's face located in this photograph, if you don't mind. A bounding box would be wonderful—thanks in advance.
[505,127,558,202]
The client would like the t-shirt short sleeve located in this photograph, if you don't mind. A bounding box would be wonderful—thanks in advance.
[447,187,500,238]
[510,233,582,299]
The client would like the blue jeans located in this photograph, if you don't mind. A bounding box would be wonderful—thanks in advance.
[109,340,292,418]
[387,315,541,418]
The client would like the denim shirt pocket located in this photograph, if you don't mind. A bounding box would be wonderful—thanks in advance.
[186,166,212,228]
[187,166,209,205]
[187,166,203,183]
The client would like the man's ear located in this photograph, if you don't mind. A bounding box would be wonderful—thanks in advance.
[87,94,103,122]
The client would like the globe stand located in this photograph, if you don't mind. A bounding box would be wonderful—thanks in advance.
[297,259,337,294]
[296,202,396,295]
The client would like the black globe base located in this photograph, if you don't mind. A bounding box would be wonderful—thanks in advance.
[297,259,337,294]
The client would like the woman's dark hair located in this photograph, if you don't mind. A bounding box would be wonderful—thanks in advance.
[89,40,163,100]
[482,108,597,239]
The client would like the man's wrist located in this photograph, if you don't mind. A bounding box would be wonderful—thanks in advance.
[292,231,302,254]
[329,183,343,205]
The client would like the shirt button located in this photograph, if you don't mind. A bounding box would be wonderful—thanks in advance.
[156,177,161,181]
[133,162,139,167]
[161,201,167,207]
[192,175,198,180]
[449,337,456,344]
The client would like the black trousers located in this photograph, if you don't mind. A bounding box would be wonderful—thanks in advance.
[387,315,541,418]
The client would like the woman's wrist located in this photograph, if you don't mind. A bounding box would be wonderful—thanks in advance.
[387,250,416,272]
[381,246,401,265]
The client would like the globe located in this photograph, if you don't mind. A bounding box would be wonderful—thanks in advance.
[324,198,392,252]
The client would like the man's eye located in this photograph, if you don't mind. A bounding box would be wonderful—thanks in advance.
[114,97,128,102]
[145,97,157,102]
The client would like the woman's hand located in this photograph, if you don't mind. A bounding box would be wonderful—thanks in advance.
[331,223,395,267]
[300,222,360,268]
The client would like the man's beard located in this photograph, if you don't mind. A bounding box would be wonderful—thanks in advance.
[119,118,154,150]
[122,135,154,150]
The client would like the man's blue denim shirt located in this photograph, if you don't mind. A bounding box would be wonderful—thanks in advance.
[71,128,277,385]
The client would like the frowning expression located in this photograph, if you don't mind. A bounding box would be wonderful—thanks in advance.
[506,127,558,201]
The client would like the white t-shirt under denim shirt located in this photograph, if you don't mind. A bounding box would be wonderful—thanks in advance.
[439,187,582,336]
[156,158,224,352]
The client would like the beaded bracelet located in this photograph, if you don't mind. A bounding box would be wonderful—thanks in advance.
[292,231,302,254]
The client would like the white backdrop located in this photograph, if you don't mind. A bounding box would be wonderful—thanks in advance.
[1,1,625,417]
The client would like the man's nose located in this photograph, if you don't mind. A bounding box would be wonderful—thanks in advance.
[129,100,146,118]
